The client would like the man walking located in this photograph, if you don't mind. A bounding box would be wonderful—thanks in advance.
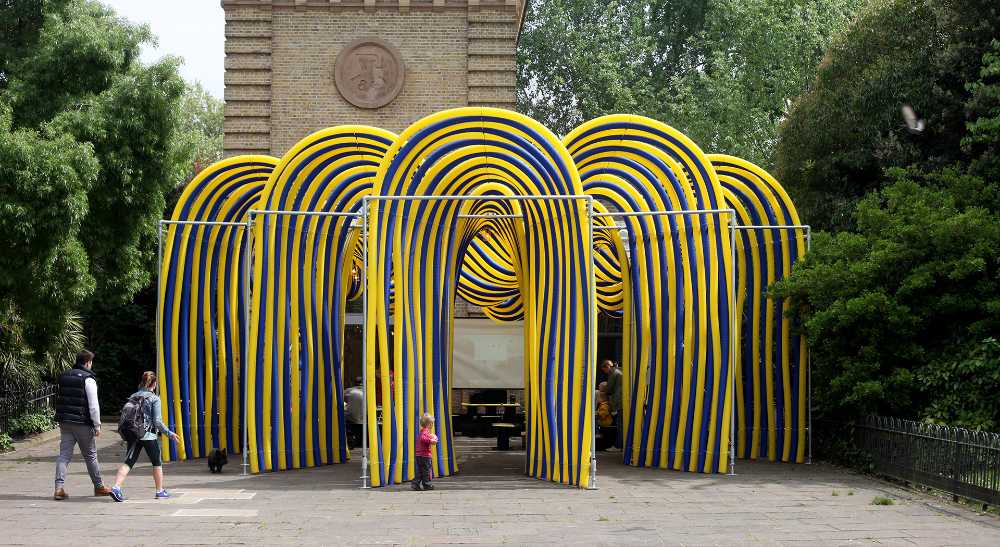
[600,360,623,452]
[53,350,111,499]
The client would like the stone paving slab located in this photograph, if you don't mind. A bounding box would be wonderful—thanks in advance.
[0,434,997,545]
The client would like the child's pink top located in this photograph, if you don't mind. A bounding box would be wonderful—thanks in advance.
[416,427,438,457]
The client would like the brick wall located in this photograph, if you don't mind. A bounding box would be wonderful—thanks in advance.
[222,0,522,157]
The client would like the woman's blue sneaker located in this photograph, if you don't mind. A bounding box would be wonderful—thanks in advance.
[155,489,170,499]
[109,486,125,502]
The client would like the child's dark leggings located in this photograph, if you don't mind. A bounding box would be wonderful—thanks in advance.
[414,456,432,489]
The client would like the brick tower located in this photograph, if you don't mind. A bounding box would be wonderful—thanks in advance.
[221,0,524,157]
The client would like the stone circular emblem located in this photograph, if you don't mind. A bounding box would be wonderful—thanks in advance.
[334,38,405,109]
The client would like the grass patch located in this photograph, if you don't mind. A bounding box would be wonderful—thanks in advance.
[597,516,609,522]
[848,491,854,496]
[872,496,895,506]
[832,490,840,496]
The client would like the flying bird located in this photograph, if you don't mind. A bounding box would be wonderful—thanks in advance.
[901,105,925,134]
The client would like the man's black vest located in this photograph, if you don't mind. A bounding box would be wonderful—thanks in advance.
[55,366,97,425]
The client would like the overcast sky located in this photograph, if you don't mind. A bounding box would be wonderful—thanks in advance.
[100,0,225,98]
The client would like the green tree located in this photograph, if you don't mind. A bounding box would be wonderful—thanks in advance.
[775,0,1000,230]
[964,40,1000,179]
[517,0,860,165]
[0,99,96,354]
[517,0,657,134]
[0,0,70,88]
[920,338,1000,431]
[80,82,223,409]
[772,170,1000,423]
[772,36,1000,428]
[172,82,224,182]
[0,0,186,388]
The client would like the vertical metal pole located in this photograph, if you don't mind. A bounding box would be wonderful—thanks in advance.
[242,215,252,476]
[361,200,370,489]
[587,197,598,490]
[728,214,737,476]
[156,221,163,371]
[156,221,164,451]
[806,227,813,465]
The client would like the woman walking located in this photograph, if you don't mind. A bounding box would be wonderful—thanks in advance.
[109,371,179,502]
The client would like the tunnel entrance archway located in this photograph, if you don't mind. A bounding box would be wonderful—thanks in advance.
[361,107,605,489]
[362,189,598,488]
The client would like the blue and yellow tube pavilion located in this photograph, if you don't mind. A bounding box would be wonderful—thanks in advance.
[157,108,809,488]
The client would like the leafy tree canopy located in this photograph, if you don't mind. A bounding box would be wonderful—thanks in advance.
[772,168,1000,426]
[518,0,861,165]
[773,35,1000,430]
[0,100,96,352]
[173,82,224,181]
[775,0,1000,230]
[0,0,186,358]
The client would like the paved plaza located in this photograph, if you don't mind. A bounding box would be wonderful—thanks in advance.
[0,433,997,546]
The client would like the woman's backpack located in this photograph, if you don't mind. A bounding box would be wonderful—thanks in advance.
[117,394,151,442]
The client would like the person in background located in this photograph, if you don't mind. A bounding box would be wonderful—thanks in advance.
[596,390,613,428]
[109,371,180,502]
[595,389,615,451]
[53,350,112,500]
[413,413,438,491]
[344,376,365,447]
[600,359,623,452]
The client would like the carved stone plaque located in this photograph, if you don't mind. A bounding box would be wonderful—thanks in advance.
[334,38,405,109]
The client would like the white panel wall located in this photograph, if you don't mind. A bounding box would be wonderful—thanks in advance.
[452,319,523,388]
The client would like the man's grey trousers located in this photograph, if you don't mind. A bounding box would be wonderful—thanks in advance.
[54,423,104,488]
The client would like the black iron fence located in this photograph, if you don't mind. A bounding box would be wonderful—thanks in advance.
[855,416,1000,506]
[0,385,58,435]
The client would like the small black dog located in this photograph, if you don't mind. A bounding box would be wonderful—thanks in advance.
[208,449,228,473]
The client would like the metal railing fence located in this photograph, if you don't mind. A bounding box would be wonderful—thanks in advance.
[0,384,58,435]
[855,416,1000,505]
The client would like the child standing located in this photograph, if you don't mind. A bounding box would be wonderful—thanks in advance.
[414,413,438,491]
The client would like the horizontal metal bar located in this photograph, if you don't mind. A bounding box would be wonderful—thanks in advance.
[456,214,523,219]
[733,225,811,230]
[858,424,1000,450]
[160,220,249,227]
[592,209,735,218]
[364,195,593,203]
[249,209,360,218]
[596,222,810,231]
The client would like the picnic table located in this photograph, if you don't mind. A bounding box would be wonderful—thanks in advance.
[461,403,523,450]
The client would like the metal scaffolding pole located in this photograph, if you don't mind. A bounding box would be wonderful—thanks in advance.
[806,227,813,465]
[728,218,737,476]
[242,218,252,476]
[587,198,598,490]
[155,221,163,454]
[361,202,371,489]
